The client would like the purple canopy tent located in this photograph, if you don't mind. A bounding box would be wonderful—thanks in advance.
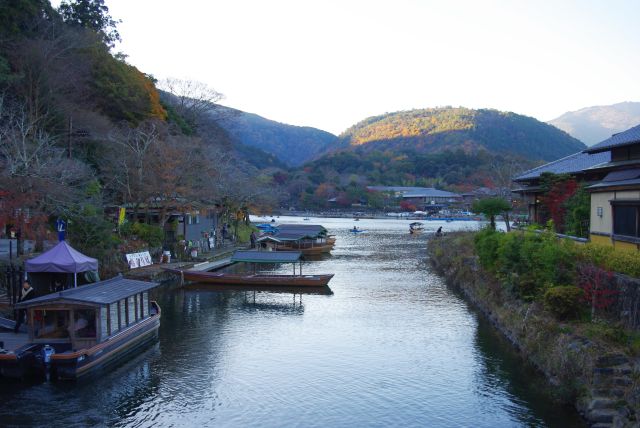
[25,241,98,288]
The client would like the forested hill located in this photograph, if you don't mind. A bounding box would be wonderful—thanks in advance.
[549,101,640,146]
[334,108,586,162]
[214,107,338,167]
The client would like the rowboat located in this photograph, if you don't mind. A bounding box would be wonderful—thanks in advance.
[0,276,160,380]
[178,271,334,287]
[166,250,335,288]
[349,228,368,234]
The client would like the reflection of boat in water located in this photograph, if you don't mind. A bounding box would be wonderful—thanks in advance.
[409,222,424,234]
[166,250,334,287]
[0,276,161,380]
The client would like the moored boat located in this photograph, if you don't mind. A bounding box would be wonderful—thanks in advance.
[0,276,160,380]
[166,250,334,287]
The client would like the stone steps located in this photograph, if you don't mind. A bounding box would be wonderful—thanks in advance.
[585,353,636,427]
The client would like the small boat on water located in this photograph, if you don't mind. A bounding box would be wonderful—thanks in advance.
[166,250,334,287]
[409,222,424,234]
[0,276,160,380]
[349,228,368,234]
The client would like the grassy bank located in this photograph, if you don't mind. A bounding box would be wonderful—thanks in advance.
[428,231,639,425]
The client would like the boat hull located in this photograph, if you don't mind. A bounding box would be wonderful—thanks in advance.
[181,272,334,287]
[51,306,161,380]
[273,244,333,255]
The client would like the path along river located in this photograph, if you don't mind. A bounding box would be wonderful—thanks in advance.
[0,216,584,427]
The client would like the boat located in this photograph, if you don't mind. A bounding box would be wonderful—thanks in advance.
[349,228,368,234]
[166,250,334,287]
[257,224,333,255]
[409,222,424,234]
[0,276,160,380]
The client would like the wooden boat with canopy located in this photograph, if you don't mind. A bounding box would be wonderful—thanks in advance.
[170,250,334,287]
[0,276,160,380]
[257,224,334,255]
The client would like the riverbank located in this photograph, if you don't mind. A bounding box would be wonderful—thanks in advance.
[428,232,639,427]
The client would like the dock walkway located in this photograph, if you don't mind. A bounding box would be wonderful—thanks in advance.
[125,245,245,281]
[188,258,233,272]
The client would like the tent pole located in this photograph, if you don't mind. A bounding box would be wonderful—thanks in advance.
[74,272,77,288]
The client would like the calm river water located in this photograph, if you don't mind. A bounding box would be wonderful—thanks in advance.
[0,216,584,427]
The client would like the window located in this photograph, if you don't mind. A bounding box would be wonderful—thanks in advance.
[128,296,136,324]
[613,203,640,238]
[109,303,119,335]
[35,310,70,339]
[73,309,96,338]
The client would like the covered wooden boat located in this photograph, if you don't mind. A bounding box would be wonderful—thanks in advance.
[168,250,334,287]
[0,276,160,380]
[256,224,334,255]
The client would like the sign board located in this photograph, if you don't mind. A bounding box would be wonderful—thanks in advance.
[126,251,153,269]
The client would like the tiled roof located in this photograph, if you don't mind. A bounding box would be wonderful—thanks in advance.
[513,151,610,181]
[17,276,158,307]
[585,123,640,154]
[366,186,460,198]
[402,189,461,198]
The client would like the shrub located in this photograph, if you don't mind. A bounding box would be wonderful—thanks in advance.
[120,221,164,248]
[474,227,578,300]
[544,286,584,320]
[576,244,640,278]
[474,227,501,271]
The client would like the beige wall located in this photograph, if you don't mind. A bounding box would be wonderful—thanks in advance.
[590,189,640,251]
[590,192,613,235]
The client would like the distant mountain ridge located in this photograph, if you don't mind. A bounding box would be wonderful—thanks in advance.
[214,107,338,167]
[549,102,640,146]
[333,107,586,162]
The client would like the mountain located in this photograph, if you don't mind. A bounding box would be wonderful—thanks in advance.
[548,102,640,146]
[214,107,338,167]
[334,107,586,162]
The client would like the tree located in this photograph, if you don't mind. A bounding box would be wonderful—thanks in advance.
[159,78,224,130]
[472,198,512,230]
[58,0,121,47]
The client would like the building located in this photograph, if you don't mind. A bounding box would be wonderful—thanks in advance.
[366,186,462,210]
[513,151,610,224]
[583,124,640,251]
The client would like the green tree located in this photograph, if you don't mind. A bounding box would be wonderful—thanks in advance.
[472,198,512,230]
[58,0,121,47]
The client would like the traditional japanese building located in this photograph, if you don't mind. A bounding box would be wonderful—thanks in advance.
[513,151,610,224]
[583,124,640,250]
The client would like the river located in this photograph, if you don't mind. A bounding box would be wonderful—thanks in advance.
[0,216,583,427]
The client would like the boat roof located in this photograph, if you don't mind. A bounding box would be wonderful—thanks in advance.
[16,275,158,308]
[276,224,327,235]
[231,250,302,263]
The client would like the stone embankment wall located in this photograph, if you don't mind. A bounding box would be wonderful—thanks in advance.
[428,233,640,428]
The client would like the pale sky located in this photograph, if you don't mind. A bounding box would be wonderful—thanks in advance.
[53,0,640,135]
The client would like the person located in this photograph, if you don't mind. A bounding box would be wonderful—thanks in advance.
[352,226,358,231]
[250,231,257,249]
[435,226,443,237]
[222,223,228,242]
[14,280,36,333]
